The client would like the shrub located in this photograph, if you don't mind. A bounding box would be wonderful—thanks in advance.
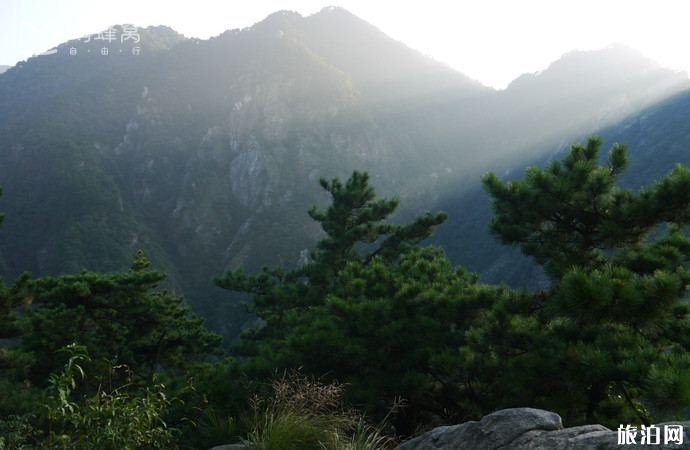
[241,373,397,449]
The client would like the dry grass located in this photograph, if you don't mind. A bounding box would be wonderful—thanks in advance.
[241,372,399,450]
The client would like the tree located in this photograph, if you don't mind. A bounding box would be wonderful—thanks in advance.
[287,246,501,431]
[470,136,690,425]
[482,135,690,279]
[14,251,223,389]
[214,171,476,432]
[214,171,448,365]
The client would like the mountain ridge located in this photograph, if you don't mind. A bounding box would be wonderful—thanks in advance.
[0,9,688,341]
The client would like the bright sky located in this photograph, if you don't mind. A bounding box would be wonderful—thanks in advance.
[2,0,689,89]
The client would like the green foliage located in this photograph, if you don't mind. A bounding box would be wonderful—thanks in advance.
[0,273,32,340]
[15,251,222,388]
[474,136,690,425]
[1,344,177,449]
[44,344,89,424]
[287,246,499,428]
[0,251,223,427]
[165,358,249,448]
[59,381,176,449]
[215,171,447,360]
[0,413,39,450]
[482,136,690,280]
[216,171,462,433]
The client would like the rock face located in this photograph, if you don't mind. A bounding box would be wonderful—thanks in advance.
[395,408,690,450]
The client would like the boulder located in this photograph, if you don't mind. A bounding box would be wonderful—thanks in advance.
[395,408,690,450]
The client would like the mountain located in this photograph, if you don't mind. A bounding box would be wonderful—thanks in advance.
[432,86,690,288]
[0,66,9,75]
[0,7,687,341]
[473,44,689,174]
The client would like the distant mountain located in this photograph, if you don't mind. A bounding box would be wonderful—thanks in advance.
[432,87,690,288]
[0,66,9,75]
[0,8,687,341]
[475,44,689,173]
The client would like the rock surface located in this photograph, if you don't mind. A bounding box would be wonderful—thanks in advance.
[394,408,690,450]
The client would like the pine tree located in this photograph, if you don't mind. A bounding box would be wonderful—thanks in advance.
[16,250,223,387]
[287,245,502,431]
[214,171,448,362]
[214,171,473,432]
[472,136,690,425]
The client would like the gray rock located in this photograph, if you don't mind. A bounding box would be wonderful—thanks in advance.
[395,408,690,450]
[395,408,562,450]
[509,424,614,449]
[209,444,246,450]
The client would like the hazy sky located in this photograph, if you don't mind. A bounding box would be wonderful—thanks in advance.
[2,0,689,89]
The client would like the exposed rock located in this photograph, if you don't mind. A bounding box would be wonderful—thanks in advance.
[395,408,690,450]
[228,138,267,209]
[209,445,246,450]
[395,408,560,450]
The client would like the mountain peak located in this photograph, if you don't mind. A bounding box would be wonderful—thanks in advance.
[262,9,304,22]
[318,6,349,13]
[506,44,688,92]
[314,6,360,18]
[307,6,376,30]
